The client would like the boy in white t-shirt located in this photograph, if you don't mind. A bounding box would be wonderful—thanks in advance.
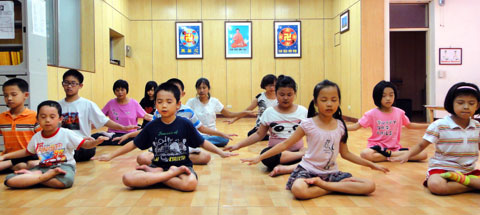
[59,69,137,161]
[1,101,108,189]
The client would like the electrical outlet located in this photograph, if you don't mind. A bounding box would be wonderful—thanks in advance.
[348,105,351,110]
[227,105,232,109]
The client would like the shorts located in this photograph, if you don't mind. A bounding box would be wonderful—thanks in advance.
[286,165,352,190]
[5,163,76,188]
[260,147,301,170]
[148,164,198,179]
[423,169,480,187]
[367,143,408,152]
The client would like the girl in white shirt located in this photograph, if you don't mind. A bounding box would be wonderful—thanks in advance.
[186,78,252,147]
[225,75,308,177]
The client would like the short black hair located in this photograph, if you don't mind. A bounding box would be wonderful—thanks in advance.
[444,82,480,115]
[260,74,277,89]
[37,100,62,116]
[62,69,84,84]
[155,82,180,102]
[167,78,185,91]
[3,78,29,92]
[275,75,297,92]
[113,79,129,93]
[372,81,398,108]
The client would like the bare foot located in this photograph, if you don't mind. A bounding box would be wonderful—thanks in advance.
[48,167,67,175]
[136,165,163,172]
[304,177,324,186]
[269,165,291,177]
[178,166,191,175]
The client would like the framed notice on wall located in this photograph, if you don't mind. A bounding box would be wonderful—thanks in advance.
[439,48,462,65]
[340,10,349,33]
[225,21,252,59]
[274,21,301,58]
[176,22,203,59]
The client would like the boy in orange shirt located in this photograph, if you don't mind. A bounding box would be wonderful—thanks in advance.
[0,78,41,172]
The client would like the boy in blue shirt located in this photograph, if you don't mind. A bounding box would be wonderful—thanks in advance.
[95,83,235,190]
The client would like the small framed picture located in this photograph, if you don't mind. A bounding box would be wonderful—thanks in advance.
[439,48,462,65]
[340,10,349,33]
[225,21,252,59]
[274,21,301,58]
[176,22,203,59]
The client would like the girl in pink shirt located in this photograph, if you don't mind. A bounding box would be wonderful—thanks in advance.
[94,80,152,145]
[242,80,388,199]
[348,81,428,162]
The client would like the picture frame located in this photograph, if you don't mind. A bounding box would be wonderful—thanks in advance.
[225,21,252,59]
[176,22,203,59]
[274,21,301,58]
[439,48,462,65]
[340,10,349,33]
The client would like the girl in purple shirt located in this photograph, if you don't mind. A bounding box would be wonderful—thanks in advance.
[242,80,388,200]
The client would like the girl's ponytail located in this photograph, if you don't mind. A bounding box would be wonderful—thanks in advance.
[333,107,348,143]
[307,100,317,118]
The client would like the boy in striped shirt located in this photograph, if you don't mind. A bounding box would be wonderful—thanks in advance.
[392,82,480,195]
[0,78,41,172]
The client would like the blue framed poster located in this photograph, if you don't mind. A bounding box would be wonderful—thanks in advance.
[225,21,252,59]
[274,21,301,58]
[176,22,203,59]
[340,10,349,33]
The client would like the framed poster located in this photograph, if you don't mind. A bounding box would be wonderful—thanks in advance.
[274,21,301,58]
[439,48,462,65]
[340,10,349,33]
[225,21,252,59]
[176,22,203,59]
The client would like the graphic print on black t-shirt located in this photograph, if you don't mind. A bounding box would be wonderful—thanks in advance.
[134,117,204,169]
[61,112,80,130]
[152,130,188,163]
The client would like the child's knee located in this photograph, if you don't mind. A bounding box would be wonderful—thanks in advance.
[363,180,376,194]
[196,152,212,165]
[11,163,27,171]
[428,179,449,195]
[179,177,197,192]
[122,174,136,188]
[27,160,38,169]
[136,153,152,165]
[290,180,309,199]
[48,179,68,189]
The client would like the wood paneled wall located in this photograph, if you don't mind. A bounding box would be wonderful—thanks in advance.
[122,0,332,111]
[47,0,384,118]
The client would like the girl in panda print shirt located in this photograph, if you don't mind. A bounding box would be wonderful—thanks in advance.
[225,75,307,177]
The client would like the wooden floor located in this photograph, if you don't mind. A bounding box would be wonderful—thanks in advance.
[1,118,480,215]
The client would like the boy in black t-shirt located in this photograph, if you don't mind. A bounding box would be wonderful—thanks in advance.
[95,83,236,191]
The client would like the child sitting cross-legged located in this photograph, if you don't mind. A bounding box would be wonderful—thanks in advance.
[1,101,108,189]
[94,83,236,191]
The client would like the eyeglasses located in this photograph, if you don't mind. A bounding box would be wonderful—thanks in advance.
[62,81,80,87]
